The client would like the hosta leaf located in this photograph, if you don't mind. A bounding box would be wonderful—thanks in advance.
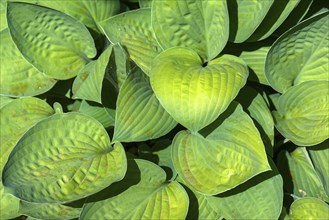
[0,28,56,96]
[273,81,329,146]
[172,103,270,194]
[228,0,274,43]
[2,112,127,203]
[19,200,82,220]
[37,0,120,33]
[0,95,13,109]
[80,159,189,220]
[151,47,248,132]
[113,67,177,142]
[265,11,329,93]
[99,9,162,75]
[72,46,112,103]
[239,44,270,85]
[78,100,115,128]
[0,184,20,219]
[152,0,229,60]
[236,86,274,150]
[308,140,329,197]
[0,0,6,30]
[207,166,283,220]
[289,197,329,220]
[7,2,97,80]
[139,0,152,8]
[278,148,329,202]
[248,0,301,41]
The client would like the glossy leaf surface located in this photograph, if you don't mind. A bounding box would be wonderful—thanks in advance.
[3,113,127,203]
[172,103,270,194]
[273,81,329,146]
[100,9,162,75]
[7,2,97,80]
[80,159,189,219]
[266,11,329,93]
[114,68,177,142]
[151,47,248,132]
[152,0,229,60]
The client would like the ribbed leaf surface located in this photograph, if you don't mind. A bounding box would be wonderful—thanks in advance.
[289,197,329,220]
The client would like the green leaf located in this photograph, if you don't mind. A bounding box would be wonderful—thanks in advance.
[0,28,57,96]
[152,0,229,60]
[248,0,301,41]
[239,44,270,85]
[0,95,13,109]
[99,9,162,75]
[236,86,275,151]
[273,81,329,146]
[265,11,329,93]
[278,148,329,202]
[0,184,20,219]
[172,103,270,194]
[308,140,329,197]
[72,46,112,104]
[37,0,121,33]
[151,47,248,132]
[7,2,97,80]
[0,0,6,30]
[80,159,189,220]
[207,166,283,220]
[2,112,127,203]
[289,197,329,220]
[228,0,274,43]
[113,67,177,142]
[139,0,152,8]
[78,100,115,128]
[19,200,82,220]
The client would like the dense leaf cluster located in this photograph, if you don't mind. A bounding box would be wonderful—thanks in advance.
[0,0,328,219]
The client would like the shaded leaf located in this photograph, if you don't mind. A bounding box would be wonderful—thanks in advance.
[114,67,177,142]
[3,112,127,203]
[139,0,152,8]
[265,11,329,93]
[151,47,248,132]
[152,0,229,60]
[7,2,96,80]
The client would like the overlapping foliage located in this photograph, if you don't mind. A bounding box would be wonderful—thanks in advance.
[0,0,328,219]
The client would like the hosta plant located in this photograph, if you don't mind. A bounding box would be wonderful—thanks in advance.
[0,0,328,219]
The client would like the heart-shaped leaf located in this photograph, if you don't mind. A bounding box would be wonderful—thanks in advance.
[273,81,329,146]
[72,45,113,104]
[228,0,274,43]
[152,0,229,60]
[113,67,177,142]
[277,147,329,202]
[265,11,329,93]
[0,28,56,96]
[172,102,270,194]
[151,47,248,132]
[7,2,97,80]
[99,9,162,75]
[289,197,329,220]
[80,159,189,220]
[2,112,127,203]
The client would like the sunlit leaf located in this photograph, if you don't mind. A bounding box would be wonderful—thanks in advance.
[72,45,112,103]
[7,2,97,80]
[0,28,56,96]
[0,184,20,219]
[289,197,329,220]
[78,100,115,128]
[152,0,229,60]
[265,11,329,93]
[80,159,189,219]
[277,147,329,202]
[151,47,248,132]
[114,67,177,142]
[228,0,274,43]
[308,140,329,197]
[273,81,329,146]
[19,200,82,220]
[248,0,301,41]
[100,9,162,75]
[3,112,127,203]
[172,103,270,194]
[0,95,13,109]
